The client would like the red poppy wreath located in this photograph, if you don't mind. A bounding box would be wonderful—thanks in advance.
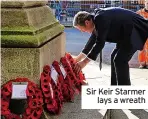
[65,53,88,91]
[1,78,43,119]
[40,65,63,115]
[52,61,75,102]
[60,56,79,95]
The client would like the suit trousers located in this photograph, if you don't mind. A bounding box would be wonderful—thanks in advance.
[111,45,137,85]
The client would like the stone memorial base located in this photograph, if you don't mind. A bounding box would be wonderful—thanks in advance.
[1,1,66,118]
[1,33,65,85]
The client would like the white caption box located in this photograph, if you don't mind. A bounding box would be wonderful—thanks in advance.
[51,66,58,85]
[60,65,67,79]
[82,86,148,109]
[11,82,28,99]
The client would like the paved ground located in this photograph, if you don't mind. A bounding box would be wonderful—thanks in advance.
[84,62,148,119]
[56,61,148,119]
[54,28,148,119]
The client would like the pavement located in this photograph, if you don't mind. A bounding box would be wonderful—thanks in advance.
[56,62,148,119]
[53,28,148,119]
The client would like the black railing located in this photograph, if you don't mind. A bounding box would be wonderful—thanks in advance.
[48,0,145,26]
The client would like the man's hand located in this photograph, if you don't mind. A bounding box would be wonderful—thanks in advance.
[74,53,86,63]
[74,61,86,74]
[74,58,90,74]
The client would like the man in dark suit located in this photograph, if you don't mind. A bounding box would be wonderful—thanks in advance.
[73,7,148,85]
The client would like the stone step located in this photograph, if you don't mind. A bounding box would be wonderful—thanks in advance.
[105,109,148,119]
[53,95,107,119]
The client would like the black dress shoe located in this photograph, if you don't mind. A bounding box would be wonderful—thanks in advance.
[139,65,146,69]
[145,65,148,69]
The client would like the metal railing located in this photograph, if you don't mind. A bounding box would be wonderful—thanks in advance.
[48,0,145,26]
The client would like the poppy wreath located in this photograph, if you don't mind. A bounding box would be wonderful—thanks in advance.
[40,65,63,115]
[60,56,79,96]
[65,53,88,92]
[1,78,43,119]
[52,61,75,102]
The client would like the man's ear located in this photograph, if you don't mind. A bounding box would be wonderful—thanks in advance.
[85,20,89,26]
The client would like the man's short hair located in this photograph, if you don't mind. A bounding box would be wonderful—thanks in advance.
[73,11,92,27]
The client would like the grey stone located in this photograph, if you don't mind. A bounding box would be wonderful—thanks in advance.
[1,33,66,85]
[1,1,48,8]
[1,4,64,47]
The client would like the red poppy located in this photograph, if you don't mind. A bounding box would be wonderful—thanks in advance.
[1,100,9,110]
[43,65,50,75]
[35,107,43,115]
[28,99,38,109]
[26,107,33,115]
[40,73,50,84]
[37,98,43,107]
[30,109,42,119]
[44,97,53,104]
[42,84,50,92]
[1,110,10,115]
[3,82,12,93]
[44,91,52,98]
[47,100,57,110]
[5,113,20,119]
[26,85,36,96]
[1,87,11,96]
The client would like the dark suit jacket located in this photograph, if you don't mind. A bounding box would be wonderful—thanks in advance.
[82,7,148,61]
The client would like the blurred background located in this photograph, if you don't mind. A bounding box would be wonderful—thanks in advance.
[48,0,145,26]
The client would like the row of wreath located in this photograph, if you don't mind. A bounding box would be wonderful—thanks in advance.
[1,53,87,119]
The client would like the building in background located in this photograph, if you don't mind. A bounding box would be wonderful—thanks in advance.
[48,0,145,26]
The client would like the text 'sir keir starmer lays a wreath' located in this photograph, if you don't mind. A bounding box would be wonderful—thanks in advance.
[81,86,148,109]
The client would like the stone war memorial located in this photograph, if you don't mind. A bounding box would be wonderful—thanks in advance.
[1,1,66,119]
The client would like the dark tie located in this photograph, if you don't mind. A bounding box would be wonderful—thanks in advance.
[93,29,102,70]
[99,51,102,70]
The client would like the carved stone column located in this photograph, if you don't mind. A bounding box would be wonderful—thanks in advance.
[1,1,65,85]
[1,1,65,118]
